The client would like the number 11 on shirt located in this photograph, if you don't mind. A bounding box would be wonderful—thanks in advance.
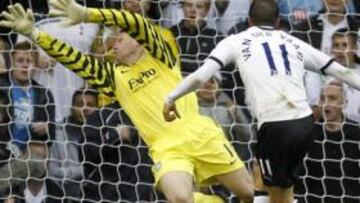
[262,42,291,76]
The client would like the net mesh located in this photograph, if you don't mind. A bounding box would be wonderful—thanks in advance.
[0,0,359,202]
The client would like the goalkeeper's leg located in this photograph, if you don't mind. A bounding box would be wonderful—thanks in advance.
[215,167,255,203]
[159,171,224,203]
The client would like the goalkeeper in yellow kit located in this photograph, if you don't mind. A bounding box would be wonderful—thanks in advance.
[0,1,254,202]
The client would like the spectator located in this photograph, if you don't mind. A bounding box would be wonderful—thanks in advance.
[4,177,63,203]
[294,0,359,54]
[306,28,360,121]
[296,81,360,203]
[158,0,186,28]
[207,0,251,34]
[279,0,357,29]
[0,36,13,75]
[171,0,223,74]
[121,0,159,20]
[48,88,98,201]
[17,14,99,122]
[92,0,179,63]
[122,0,179,56]
[331,29,360,122]
[278,0,323,23]
[301,0,360,107]
[160,0,250,34]
[82,102,154,203]
[196,75,253,161]
[77,0,118,8]
[0,41,55,197]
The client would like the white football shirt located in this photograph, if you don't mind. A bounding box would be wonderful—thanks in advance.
[209,26,334,127]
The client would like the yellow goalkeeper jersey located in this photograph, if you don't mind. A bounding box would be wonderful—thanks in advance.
[34,9,210,147]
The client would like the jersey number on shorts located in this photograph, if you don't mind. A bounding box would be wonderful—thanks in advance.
[258,158,273,177]
[262,42,291,76]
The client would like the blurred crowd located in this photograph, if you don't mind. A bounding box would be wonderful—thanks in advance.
[0,0,359,202]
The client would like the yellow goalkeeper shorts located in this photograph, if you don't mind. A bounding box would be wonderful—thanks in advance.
[150,120,244,187]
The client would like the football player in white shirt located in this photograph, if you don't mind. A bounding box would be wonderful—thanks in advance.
[163,0,360,203]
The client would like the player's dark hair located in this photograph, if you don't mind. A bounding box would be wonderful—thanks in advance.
[249,0,279,26]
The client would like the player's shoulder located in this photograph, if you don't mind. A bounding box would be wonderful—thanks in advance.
[275,29,306,44]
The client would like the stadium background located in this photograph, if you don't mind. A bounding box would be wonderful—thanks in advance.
[0,0,359,202]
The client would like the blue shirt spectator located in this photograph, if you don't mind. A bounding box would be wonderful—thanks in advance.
[11,83,34,151]
[278,0,355,22]
[0,41,55,197]
[278,0,323,21]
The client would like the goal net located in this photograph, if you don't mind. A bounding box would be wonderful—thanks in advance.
[0,0,359,202]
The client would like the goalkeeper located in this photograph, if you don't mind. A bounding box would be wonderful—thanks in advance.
[0,1,254,203]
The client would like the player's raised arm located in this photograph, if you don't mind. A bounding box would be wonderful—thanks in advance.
[0,4,116,97]
[49,0,176,68]
[163,37,236,121]
[297,37,360,90]
[323,62,360,90]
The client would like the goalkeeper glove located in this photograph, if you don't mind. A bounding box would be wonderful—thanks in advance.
[48,0,88,27]
[0,4,38,38]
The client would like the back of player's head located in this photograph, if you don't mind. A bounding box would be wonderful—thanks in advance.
[249,0,279,26]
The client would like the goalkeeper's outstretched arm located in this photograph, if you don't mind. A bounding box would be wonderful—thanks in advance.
[49,0,176,68]
[35,31,116,97]
[0,4,116,97]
